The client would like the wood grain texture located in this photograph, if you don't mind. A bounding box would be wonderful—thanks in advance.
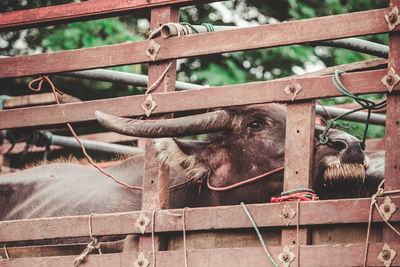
[0,0,217,31]
[0,244,399,267]
[0,8,394,78]
[0,69,388,130]
[0,197,398,243]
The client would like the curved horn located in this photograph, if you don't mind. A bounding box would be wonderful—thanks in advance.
[95,110,232,137]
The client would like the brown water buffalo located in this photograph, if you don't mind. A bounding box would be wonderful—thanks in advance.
[0,103,383,222]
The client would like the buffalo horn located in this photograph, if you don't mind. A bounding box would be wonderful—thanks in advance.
[95,110,232,137]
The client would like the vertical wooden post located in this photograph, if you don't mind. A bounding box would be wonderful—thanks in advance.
[138,6,179,253]
[281,101,315,253]
[382,0,400,245]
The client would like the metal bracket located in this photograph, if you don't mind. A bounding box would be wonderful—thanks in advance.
[278,245,296,267]
[145,39,161,61]
[134,252,150,267]
[284,82,302,101]
[385,6,400,31]
[381,67,400,93]
[135,213,151,234]
[141,94,158,117]
[379,196,398,221]
[378,243,397,267]
[280,204,296,226]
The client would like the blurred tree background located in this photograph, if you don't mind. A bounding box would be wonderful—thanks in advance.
[0,0,388,150]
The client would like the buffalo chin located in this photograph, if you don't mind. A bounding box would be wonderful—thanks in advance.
[323,163,366,185]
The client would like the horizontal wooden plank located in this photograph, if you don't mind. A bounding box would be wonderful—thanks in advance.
[3,93,80,109]
[0,197,398,243]
[0,0,217,31]
[0,69,388,129]
[1,243,399,266]
[0,8,394,78]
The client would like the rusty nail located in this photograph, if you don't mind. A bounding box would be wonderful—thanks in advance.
[288,86,296,93]
[139,219,145,226]
[382,249,391,260]
[137,260,144,266]
[389,13,398,24]
[144,100,152,109]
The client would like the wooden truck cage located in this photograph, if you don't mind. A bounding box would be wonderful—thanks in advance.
[0,0,399,266]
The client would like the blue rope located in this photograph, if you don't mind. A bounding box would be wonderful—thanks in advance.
[240,202,279,267]
[319,70,387,150]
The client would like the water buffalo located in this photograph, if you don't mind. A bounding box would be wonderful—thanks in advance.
[0,103,383,220]
[0,103,383,255]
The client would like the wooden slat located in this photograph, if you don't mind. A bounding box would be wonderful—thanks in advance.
[1,244,399,267]
[382,0,400,246]
[0,8,394,78]
[282,102,315,247]
[0,197,398,243]
[0,69,387,130]
[138,5,179,252]
[0,0,217,31]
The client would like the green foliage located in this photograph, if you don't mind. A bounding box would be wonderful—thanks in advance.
[0,0,389,142]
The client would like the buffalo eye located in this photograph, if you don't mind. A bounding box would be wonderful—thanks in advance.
[247,120,264,130]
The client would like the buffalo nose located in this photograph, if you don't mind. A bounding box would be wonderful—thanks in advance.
[332,139,364,164]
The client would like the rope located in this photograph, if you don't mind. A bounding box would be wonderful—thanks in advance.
[363,180,400,267]
[270,188,319,203]
[27,75,143,190]
[240,202,279,267]
[182,207,188,267]
[319,70,387,150]
[2,245,9,260]
[151,208,160,267]
[201,23,215,32]
[207,166,284,191]
[74,213,102,266]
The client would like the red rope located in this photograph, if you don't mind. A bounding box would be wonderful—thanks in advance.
[28,76,143,191]
[270,192,319,203]
[207,166,284,191]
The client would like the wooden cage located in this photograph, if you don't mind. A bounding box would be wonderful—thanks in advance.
[0,0,399,266]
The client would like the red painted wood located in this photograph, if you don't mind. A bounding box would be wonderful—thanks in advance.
[0,8,394,78]
[139,5,179,252]
[0,0,217,31]
[0,197,398,243]
[1,244,399,267]
[282,102,315,246]
[383,0,400,245]
[0,69,387,130]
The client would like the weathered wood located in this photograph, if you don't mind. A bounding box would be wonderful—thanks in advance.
[0,0,217,31]
[383,0,400,246]
[3,93,80,109]
[139,5,179,252]
[282,102,315,248]
[0,8,394,78]
[0,197,398,243]
[1,243,399,267]
[0,69,388,130]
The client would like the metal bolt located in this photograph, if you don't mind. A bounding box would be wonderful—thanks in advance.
[137,260,144,266]
[384,204,391,213]
[382,249,391,260]
[386,75,395,85]
[144,100,152,109]
[139,219,145,226]
[281,253,290,262]
[389,13,398,24]
[147,47,155,55]
[288,86,296,93]
[282,211,290,219]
